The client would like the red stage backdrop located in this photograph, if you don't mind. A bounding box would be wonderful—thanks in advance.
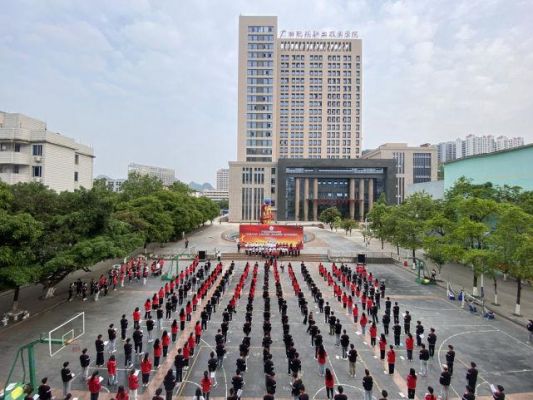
[239,225,304,249]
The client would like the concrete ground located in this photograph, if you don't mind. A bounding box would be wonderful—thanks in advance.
[1,223,532,400]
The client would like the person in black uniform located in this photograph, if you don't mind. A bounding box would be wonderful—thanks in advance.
[95,334,105,367]
[120,314,128,341]
[174,348,185,383]
[427,328,437,357]
[393,302,400,324]
[38,378,52,400]
[124,338,133,368]
[61,361,74,396]
[393,323,402,347]
[340,330,350,359]
[265,372,276,395]
[231,370,244,400]
[133,327,143,355]
[415,321,424,347]
[382,313,390,335]
[334,386,348,400]
[446,345,455,376]
[466,362,478,390]
[403,311,412,335]
[79,348,91,381]
[163,370,176,400]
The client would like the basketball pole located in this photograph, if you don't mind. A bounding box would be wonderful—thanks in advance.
[2,335,63,399]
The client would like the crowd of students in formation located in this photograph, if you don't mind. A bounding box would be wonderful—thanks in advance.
[34,255,508,400]
[67,257,165,303]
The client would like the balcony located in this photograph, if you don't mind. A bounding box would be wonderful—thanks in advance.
[0,173,30,185]
[0,152,32,165]
[0,128,32,142]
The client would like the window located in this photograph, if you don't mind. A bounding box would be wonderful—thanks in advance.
[0,143,7,151]
[13,165,19,174]
[14,143,21,152]
[33,145,43,156]
[75,154,79,165]
[74,171,79,182]
[32,166,42,177]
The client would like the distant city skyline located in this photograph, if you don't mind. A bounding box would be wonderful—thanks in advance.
[1,1,532,183]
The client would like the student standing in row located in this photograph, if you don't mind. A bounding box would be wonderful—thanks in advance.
[87,372,101,400]
[406,368,417,399]
[79,349,90,381]
[362,369,373,400]
[163,370,176,400]
[60,362,74,397]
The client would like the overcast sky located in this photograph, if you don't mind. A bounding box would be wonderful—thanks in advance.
[1,0,532,184]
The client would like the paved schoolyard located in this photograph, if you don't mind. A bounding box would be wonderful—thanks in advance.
[1,221,532,399]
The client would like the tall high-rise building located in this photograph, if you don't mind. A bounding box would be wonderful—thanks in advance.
[230,16,366,222]
[0,111,94,191]
[237,16,363,162]
[216,168,229,190]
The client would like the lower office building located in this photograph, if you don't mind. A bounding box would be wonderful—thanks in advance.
[228,158,395,222]
[362,143,437,204]
[0,111,94,192]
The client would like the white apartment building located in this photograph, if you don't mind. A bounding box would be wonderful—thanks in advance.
[127,163,176,186]
[197,189,229,202]
[0,111,94,192]
[436,134,525,163]
[95,175,126,192]
[216,168,229,190]
[230,16,363,221]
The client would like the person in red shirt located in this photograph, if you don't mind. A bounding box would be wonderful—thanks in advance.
[360,313,368,335]
[144,299,152,319]
[128,368,139,400]
[405,333,414,362]
[200,370,212,400]
[107,355,117,386]
[186,301,192,321]
[369,323,378,347]
[88,371,102,400]
[406,368,417,399]
[424,386,437,400]
[353,304,359,323]
[183,343,190,369]
[171,320,179,342]
[132,307,141,330]
[140,353,152,388]
[195,321,202,344]
[188,332,196,357]
[161,331,171,357]
[153,339,162,368]
[116,385,128,400]
[379,334,387,360]
[387,345,396,374]
[324,368,335,399]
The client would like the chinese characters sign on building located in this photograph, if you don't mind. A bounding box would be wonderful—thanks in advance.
[279,30,358,39]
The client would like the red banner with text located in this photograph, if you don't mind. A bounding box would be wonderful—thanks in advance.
[239,224,304,249]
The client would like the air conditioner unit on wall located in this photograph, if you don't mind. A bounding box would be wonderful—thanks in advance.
[34,156,42,162]
[33,177,42,183]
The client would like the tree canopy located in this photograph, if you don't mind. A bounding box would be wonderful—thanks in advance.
[0,175,220,303]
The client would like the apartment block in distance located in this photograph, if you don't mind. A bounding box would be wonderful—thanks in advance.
[437,134,525,163]
[230,16,364,221]
[363,143,437,204]
[0,111,94,191]
[216,168,229,190]
[128,163,176,186]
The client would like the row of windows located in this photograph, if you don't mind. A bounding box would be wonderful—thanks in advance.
[247,43,274,50]
[247,113,272,121]
[246,130,272,138]
[247,52,273,59]
[247,34,274,42]
[248,26,274,33]
[247,78,273,84]
[247,104,272,111]
[247,95,272,102]
[246,139,272,147]
[247,60,273,67]
[280,54,360,62]
[247,87,272,94]
[247,122,273,129]
[247,69,273,76]
[246,148,272,155]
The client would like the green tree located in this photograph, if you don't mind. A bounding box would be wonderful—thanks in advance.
[120,172,164,201]
[216,199,229,211]
[366,193,390,249]
[341,219,358,236]
[319,207,342,230]
[389,193,436,261]
[0,211,43,310]
[490,204,533,315]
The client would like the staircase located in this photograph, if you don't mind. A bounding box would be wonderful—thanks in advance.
[221,252,329,263]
